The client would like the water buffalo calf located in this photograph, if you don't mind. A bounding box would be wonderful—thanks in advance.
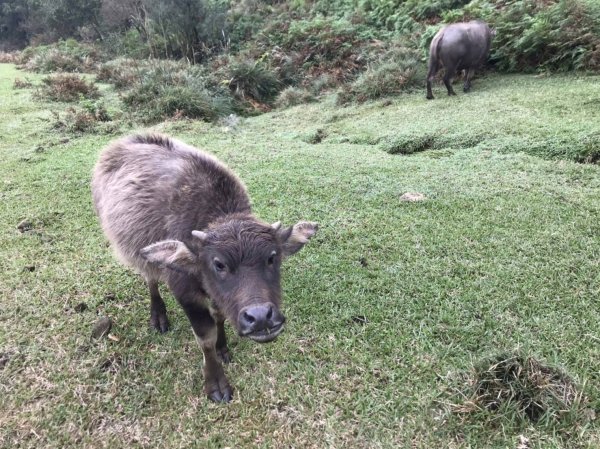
[91,133,318,402]
[426,20,493,99]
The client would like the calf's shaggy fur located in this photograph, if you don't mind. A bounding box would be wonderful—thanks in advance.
[92,133,318,402]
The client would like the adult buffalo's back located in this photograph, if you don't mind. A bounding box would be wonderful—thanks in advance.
[426,20,493,99]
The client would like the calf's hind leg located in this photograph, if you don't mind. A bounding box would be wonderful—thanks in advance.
[148,279,169,333]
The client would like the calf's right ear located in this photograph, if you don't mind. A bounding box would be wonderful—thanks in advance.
[140,240,198,273]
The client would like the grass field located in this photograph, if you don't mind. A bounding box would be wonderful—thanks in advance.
[0,62,599,448]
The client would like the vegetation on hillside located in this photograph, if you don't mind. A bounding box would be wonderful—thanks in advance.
[1,0,599,152]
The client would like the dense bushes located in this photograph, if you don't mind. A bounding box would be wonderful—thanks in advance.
[19,39,104,73]
[121,61,234,122]
[337,44,422,103]
[5,0,600,122]
[39,73,99,101]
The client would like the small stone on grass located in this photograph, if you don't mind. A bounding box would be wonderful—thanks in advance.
[400,192,426,202]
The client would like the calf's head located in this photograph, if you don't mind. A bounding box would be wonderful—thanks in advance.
[140,218,318,342]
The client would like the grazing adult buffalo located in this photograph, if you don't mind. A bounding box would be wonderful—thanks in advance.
[92,133,318,402]
[426,20,493,99]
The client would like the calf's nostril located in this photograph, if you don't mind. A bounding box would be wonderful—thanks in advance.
[243,311,255,324]
[266,306,273,321]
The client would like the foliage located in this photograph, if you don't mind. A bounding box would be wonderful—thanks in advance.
[19,39,104,73]
[4,0,600,119]
[95,58,142,89]
[101,30,152,60]
[337,45,422,104]
[13,77,33,88]
[138,0,229,63]
[274,86,316,109]
[39,73,99,101]
[227,57,281,104]
[263,16,373,84]
[122,61,233,122]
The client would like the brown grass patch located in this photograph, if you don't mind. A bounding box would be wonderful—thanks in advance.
[40,74,99,102]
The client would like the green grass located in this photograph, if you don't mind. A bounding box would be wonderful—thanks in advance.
[0,62,599,448]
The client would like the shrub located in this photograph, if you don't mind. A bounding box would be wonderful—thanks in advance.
[122,63,234,122]
[265,17,373,84]
[101,30,152,60]
[0,51,20,63]
[227,58,282,104]
[39,74,99,102]
[274,87,316,109]
[20,39,104,73]
[337,46,422,104]
[299,128,327,144]
[13,78,33,89]
[79,99,111,122]
[95,59,141,89]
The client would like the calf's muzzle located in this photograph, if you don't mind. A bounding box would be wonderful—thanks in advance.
[238,303,286,343]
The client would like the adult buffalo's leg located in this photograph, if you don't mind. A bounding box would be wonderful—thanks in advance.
[148,279,169,333]
[463,68,474,92]
[426,61,437,99]
[182,300,233,402]
[426,78,435,100]
[443,66,457,96]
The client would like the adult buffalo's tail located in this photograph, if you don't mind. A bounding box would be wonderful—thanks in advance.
[426,31,443,100]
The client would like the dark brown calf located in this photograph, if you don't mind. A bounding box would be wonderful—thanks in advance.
[92,133,318,402]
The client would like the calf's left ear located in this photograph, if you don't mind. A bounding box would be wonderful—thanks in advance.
[140,240,198,273]
[279,221,319,257]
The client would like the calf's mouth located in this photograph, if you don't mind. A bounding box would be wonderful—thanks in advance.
[244,322,285,343]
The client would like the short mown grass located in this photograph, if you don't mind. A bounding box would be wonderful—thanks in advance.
[0,62,599,448]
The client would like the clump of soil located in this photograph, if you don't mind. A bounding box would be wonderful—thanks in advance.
[91,316,112,339]
[454,354,584,423]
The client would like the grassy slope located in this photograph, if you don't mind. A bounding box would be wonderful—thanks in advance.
[0,63,599,448]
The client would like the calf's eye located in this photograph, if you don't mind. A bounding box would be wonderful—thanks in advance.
[214,259,226,273]
[267,251,277,266]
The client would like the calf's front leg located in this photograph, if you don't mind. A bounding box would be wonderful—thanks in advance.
[183,302,233,402]
[169,274,233,402]
[216,319,232,364]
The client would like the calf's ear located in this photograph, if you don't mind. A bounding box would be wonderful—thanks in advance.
[279,221,318,257]
[140,240,198,273]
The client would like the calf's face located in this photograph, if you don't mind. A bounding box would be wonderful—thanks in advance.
[141,219,318,342]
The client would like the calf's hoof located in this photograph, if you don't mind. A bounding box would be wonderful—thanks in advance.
[205,380,233,403]
[150,311,169,333]
[426,94,434,100]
